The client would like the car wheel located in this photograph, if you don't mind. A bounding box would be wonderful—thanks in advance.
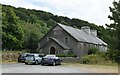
[41,64,44,66]
[53,62,56,66]
[25,62,28,65]
[18,60,20,63]
[59,62,61,65]
[35,60,39,65]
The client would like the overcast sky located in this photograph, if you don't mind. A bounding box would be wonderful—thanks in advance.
[0,0,117,26]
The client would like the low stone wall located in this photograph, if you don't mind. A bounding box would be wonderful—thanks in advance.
[1,52,80,63]
[2,52,20,62]
[60,57,80,63]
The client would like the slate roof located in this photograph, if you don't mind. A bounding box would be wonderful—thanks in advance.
[58,23,107,46]
[49,38,71,50]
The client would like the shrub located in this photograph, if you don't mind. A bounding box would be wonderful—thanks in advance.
[88,47,99,54]
[67,54,77,57]
[82,55,90,64]
[56,54,77,57]
[96,51,107,58]
[82,54,98,64]
[106,49,119,62]
[56,54,66,57]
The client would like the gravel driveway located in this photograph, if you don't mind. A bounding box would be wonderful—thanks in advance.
[2,63,88,73]
[1,63,118,73]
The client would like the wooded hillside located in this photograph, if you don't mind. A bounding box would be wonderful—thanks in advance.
[1,4,117,52]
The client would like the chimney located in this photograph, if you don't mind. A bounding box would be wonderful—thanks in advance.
[90,29,97,36]
[81,26,90,34]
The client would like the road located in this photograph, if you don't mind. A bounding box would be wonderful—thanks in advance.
[2,63,88,73]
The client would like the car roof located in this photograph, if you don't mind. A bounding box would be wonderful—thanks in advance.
[28,53,39,55]
[27,53,44,56]
[21,53,29,55]
[44,55,57,58]
[45,55,56,56]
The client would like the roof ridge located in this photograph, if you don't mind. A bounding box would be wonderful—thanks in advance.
[58,23,80,30]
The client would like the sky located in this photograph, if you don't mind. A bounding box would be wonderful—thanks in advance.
[0,0,117,26]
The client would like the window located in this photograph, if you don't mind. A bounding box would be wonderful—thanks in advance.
[84,43,86,46]
[65,37,69,43]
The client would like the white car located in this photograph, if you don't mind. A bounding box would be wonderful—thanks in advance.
[25,54,43,65]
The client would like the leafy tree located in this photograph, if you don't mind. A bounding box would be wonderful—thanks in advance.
[28,14,38,24]
[46,19,57,28]
[107,0,120,62]
[21,20,48,51]
[2,6,24,50]
[23,32,39,52]
[15,10,28,22]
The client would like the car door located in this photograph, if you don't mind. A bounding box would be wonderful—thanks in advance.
[38,55,43,63]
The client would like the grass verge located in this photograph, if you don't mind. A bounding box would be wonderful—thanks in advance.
[62,63,118,73]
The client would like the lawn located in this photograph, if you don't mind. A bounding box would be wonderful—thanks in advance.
[62,63,118,73]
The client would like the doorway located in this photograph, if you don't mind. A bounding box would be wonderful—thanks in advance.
[50,46,56,54]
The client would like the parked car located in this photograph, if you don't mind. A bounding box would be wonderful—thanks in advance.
[25,54,44,65]
[41,55,61,66]
[18,53,29,63]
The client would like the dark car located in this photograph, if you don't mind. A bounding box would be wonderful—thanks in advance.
[41,55,61,66]
[18,53,29,63]
[25,54,43,65]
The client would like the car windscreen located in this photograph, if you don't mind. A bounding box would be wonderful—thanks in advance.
[25,55,35,61]
[21,54,25,56]
[39,55,44,57]
[21,53,28,57]
[26,55,34,57]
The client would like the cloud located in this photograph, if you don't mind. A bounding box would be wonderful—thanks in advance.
[35,0,114,25]
[0,0,115,26]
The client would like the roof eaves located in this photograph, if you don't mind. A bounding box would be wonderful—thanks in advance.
[50,38,71,50]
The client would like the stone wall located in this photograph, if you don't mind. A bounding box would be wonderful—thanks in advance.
[2,52,21,62]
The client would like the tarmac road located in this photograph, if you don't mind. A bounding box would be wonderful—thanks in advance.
[2,63,88,73]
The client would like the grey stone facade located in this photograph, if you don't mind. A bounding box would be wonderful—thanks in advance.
[38,23,107,59]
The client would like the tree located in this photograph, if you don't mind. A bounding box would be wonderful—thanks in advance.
[15,10,28,22]
[2,6,24,50]
[108,0,120,62]
[46,19,57,28]
[23,32,39,53]
[28,14,38,24]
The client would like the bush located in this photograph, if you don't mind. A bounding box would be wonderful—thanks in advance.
[106,49,119,62]
[88,47,99,54]
[56,54,77,57]
[82,54,98,64]
[56,54,66,57]
[67,54,77,57]
[82,48,117,65]
[96,51,107,58]
[82,55,90,64]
